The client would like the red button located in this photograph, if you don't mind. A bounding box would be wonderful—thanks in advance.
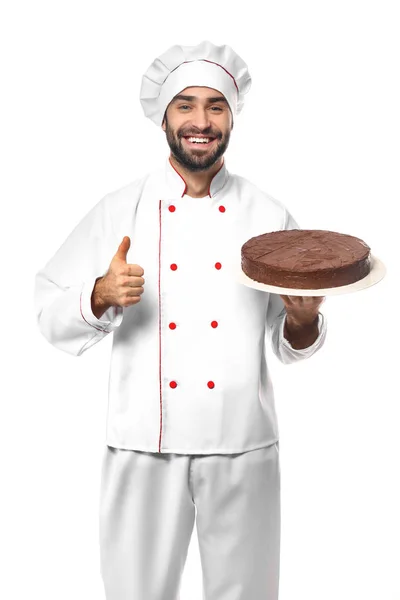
[170,263,178,270]
[215,262,222,269]
[169,322,176,329]
[170,381,177,388]
[219,205,226,212]
[207,381,215,389]
[169,205,176,212]
[211,321,218,328]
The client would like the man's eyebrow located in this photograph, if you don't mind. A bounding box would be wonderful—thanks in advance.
[171,95,228,104]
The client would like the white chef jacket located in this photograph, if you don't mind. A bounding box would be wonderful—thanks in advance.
[34,156,327,454]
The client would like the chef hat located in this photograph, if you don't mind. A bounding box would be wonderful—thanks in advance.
[140,40,252,127]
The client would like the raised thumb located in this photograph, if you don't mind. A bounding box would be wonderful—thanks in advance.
[115,236,130,262]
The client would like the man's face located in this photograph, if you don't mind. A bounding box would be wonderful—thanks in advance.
[161,87,233,172]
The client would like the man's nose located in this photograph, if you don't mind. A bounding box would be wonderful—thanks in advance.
[190,107,212,130]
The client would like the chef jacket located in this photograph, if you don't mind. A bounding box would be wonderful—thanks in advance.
[34,156,327,454]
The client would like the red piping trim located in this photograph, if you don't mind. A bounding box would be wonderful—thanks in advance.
[168,158,187,197]
[158,199,163,452]
[80,291,105,333]
[207,158,224,197]
[182,59,239,93]
[169,157,225,198]
[201,59,239,93]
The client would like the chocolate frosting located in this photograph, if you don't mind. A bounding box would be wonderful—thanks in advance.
[241,229,371,289]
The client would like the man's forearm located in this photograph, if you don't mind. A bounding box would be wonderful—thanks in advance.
[283,313,320,349]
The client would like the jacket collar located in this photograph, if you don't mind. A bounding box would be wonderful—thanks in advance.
[165,156,229,198]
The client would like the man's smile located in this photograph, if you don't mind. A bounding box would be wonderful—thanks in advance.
[182,135,217,148]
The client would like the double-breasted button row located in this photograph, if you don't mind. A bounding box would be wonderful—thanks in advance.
[168,204,226,212]
[169,380,215,389]
[170,262,222,270]
[168,321,218,329]
[167,202,225,391]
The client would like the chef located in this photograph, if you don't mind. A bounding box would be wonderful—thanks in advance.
[34,40,327,600]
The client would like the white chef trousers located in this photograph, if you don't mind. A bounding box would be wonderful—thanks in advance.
[99,442,281,600]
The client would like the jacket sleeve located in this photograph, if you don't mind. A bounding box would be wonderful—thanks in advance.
[34,195,124,357]
[265,208,327,364]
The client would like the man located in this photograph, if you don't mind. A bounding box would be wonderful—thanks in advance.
[34,41,327,600]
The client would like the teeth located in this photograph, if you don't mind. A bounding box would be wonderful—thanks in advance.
[187,137,211,143]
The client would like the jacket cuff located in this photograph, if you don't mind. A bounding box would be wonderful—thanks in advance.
[79,278,123,333]
[280,312,326,353]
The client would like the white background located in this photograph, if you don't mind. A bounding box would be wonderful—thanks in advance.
[1,1,399,599]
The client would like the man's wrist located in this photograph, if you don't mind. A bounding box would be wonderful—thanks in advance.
[283,313,320,349]
[91,277,112,318]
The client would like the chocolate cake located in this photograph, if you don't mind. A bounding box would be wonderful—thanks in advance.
[241,229,371,290]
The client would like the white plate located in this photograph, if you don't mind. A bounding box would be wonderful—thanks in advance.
[235,254,386,296]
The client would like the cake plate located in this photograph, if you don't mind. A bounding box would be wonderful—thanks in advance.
[235,254,386,296]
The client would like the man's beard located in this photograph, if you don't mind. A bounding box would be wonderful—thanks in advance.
[164,116,231,172]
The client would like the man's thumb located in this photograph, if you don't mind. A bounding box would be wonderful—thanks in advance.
[115,236,130,262]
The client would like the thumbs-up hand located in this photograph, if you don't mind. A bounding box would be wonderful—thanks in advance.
[92,236,145,315]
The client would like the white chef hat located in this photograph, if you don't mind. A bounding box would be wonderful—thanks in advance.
[140,40,252,127]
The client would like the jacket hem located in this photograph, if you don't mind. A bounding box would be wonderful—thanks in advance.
[104,439,280,454]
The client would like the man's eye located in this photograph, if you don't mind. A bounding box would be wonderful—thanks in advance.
[178,105,222,111]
